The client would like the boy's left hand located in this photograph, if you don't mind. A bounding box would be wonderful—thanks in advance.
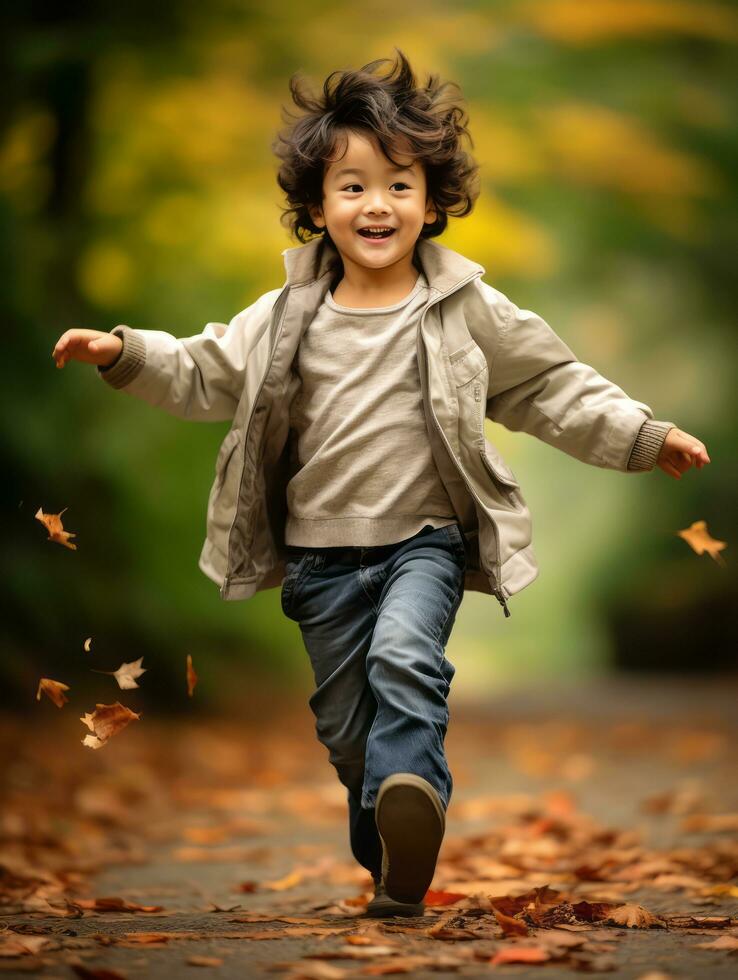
[657,428,711,479]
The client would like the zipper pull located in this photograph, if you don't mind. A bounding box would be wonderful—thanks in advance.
[495,588,511,618]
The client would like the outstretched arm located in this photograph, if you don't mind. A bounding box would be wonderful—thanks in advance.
[94,287,283,422]
[472,283,679,473]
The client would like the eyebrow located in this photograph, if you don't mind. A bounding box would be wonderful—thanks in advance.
[332,166,415,180]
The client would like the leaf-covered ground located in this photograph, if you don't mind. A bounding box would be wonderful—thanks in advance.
[2,674,736,978]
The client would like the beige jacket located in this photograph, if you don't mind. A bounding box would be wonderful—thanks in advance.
[97,236,674,617]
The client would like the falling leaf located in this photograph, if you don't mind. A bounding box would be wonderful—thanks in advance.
[84,637,93,652]
[80,702,141,749]
[92,657,147,690]
[677,520,727,565]
[35,506,77,550]
[187,653,198,697]
[36,677,71,708]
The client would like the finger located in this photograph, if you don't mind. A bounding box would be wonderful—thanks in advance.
[661,460,682,479]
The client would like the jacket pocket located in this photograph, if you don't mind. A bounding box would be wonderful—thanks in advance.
[448,342,488,446]
[479,440,520,489]
[448,341,488,386]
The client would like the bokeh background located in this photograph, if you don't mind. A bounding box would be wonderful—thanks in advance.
[3,0,736,713]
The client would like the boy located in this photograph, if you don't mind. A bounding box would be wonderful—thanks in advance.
[52,51,710,918]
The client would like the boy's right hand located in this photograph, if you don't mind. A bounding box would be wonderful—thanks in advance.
[52,329,123,369]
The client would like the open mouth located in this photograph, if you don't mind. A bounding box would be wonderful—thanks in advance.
[357,228,396,239]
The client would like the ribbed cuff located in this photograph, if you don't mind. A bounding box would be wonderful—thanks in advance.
[627,419,676,472]
[96,325,146,389]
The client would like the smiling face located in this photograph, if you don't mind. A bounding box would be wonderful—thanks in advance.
[308,129,436,280]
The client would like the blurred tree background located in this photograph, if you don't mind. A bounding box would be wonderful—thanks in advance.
[2,0,736,713]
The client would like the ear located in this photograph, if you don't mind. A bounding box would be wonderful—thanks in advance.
[424,198,437,225]
[309,204,325,229]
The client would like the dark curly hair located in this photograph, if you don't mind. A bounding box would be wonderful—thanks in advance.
[272,48,480,244]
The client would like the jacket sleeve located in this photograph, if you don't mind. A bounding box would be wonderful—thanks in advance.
[474,282,676,472]
[95,288,283,422]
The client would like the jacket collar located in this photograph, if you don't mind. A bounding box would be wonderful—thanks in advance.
[281,235,485,295]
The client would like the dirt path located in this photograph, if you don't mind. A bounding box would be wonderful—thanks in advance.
[2,673,736,978]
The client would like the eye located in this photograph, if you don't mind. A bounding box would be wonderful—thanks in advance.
[340,182,412,192]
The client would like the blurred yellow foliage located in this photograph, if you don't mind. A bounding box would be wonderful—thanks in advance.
[467,105,546,183]
[446,193,560,279]
[77,240,135,308]
[516,0,738,44]
[0,107,56,212]
[536,102,721,197]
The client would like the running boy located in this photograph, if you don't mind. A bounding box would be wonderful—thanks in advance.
[52,50,710,918]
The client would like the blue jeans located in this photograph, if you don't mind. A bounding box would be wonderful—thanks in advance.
[280,522,466,882]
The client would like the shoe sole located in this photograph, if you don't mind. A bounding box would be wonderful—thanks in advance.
[375,773,445,905]
[365,895,425,917]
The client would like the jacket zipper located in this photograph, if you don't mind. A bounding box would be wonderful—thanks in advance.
[224,272,512,619]
[222,284,291,590]
[417,275,511,618]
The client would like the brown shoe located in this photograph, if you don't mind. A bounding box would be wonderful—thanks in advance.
[375,773,445,905]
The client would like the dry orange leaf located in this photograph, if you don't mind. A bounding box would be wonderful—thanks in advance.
[492,904,530,936]
[693,935,738,952]
[92,657,147,690]
[490,945,551,964]
[35,506,77,550]
[423,888,468,907]
[36,677,70,708]
[262,869,304,891]
[74,896,164,913]
[187,653,198,697]
[187,956,224,967]
[80,702,141,749]
[607,903,664,928]
[677,520,727,565]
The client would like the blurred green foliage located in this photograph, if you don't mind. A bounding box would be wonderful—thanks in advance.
[2,0,736,711]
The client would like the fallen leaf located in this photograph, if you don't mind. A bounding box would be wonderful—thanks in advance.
[92,657,147,690]
[186,955,224,966]
[71,965,128,979]
[492,904,529,936]
[36,677,70,708]
[490,945,551,964]
[680,812,738,833]
[423,888,468,907]
[606,903,665,928]
[693,935,738,952]
[677,520,727,565]
[35,505,77,549]
[0,934,50,957]
[75,896,164,913]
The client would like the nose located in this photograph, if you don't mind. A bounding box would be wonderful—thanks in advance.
[364,190,391,216]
